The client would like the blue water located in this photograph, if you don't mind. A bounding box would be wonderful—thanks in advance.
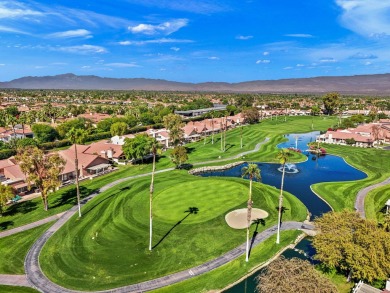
[211,131,367,293]
[225,238,317,293]
[201,131,367,218]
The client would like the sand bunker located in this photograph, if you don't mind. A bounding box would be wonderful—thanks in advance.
[225,208,269,229]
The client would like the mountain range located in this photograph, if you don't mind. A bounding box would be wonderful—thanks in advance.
[1,73,390,94]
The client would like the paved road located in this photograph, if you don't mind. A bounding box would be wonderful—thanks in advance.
[25,221,313,293]
[355,176,390,218]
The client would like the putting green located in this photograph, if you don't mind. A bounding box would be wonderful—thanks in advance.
[40,171,307,291]
[154,179,248,224]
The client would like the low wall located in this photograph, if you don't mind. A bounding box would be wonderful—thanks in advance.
[189,161,245,175]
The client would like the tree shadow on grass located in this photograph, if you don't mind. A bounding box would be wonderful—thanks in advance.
[275,206,289,225]
[0,221,14,231]
[248,218,266,258]
[3,200,38,217]
[153,207,199,249]
[225,144,235,152]
[51,186,99,209]
[185,147,196,154]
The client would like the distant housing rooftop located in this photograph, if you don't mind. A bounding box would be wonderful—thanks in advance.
[175,105,227,117]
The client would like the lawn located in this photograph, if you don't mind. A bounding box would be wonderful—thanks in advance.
[40,171,307,291]
[0,116,335,233]
[184,116,337,164]
[311,146,390,211]
[0,222,53,274]
[364,184,390,222]
[152,230,302,293]
[0,286,39,293]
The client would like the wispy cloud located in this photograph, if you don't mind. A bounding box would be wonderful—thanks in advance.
[349,52,378,59]
[236,35,253,40]
[319,58,337,63]
[128,19,188,35]
[263,51,269,56]
[0,2,43,19]
[124,0,229,14]
[0,25,29,34]
[336,0,390,37]
[47,29,92,39]
[284,34,313,38]
[119,38,193,45]
[55,45,107,54]
[208,56,219,60]
[170,47,180,51]
[105,62,139,68]
[256,59,270,64]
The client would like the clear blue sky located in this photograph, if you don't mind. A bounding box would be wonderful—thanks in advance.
[1,0,390,83]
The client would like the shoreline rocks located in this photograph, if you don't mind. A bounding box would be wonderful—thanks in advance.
[189,161,245,175]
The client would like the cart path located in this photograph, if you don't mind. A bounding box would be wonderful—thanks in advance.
[0,274,30,287]
[0,213,65,239]
[0,137,269,237]
[355,176,390,218]
[25,221,313,293]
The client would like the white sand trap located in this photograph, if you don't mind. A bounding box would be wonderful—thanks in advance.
[225,208,269,229]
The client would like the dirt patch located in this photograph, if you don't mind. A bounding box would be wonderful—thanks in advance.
[225,208,269,229]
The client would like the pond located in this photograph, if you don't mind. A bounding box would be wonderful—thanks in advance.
[200,131,367,218]
[199,131,367,292]
[225,238,317,293]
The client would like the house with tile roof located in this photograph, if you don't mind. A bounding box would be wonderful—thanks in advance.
[0,158,29,195]
[316,121,390,147]
[58,145,112,182]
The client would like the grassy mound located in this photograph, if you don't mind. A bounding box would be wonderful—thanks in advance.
[40,171,307,291]
[311,146,390,211]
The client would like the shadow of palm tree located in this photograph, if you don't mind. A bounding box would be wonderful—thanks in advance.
[275,206,289,225]
[153,207,199,249]
[248,218,266,257]
[225,144,235,152]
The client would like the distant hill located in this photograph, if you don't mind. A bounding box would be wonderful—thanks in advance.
[1,73,390,94]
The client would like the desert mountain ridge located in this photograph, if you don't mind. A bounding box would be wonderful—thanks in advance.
[1,73,390,94]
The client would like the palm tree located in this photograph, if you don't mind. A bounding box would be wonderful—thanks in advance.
[148,138,161,251]
[242,163,261,262]
[276,148,292,244]
[66,127,88,218]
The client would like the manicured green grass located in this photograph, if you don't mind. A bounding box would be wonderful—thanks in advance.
[0,222,53,274]
[0,164,169,232]
[365,184,390,222]
[185,116,337,164]
[0,116,335,233]
[152,230,302,293]
[311,146,390,211]
[0,285,40,293]
[40,171,307,291]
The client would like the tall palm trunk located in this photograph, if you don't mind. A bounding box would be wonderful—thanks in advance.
[276,163,286,244]
[74,144,81,217]
[211,117,214,144]
[246,178,253,262]
[149,150,156,251]
[240,125,243,149]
